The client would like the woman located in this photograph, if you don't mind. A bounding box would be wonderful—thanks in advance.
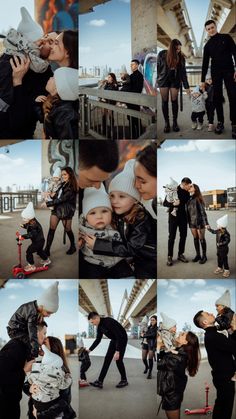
[45,166,77,256]
[134,142,157,219]
[24,336,76,419]
[141,316,157,379]
[157,39,190,133]
[48,29,78,69]
[187,184,209,264]
[101,73,118,137]
[157,331,200,419]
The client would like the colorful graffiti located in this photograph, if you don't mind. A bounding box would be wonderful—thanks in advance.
[35,0,78,32]
[135,47,157,96]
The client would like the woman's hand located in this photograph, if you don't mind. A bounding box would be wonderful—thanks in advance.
[113,351,120,361]
[30,384,39,395]
[84,234,96,250]
[33,405,37,418]
[230,313,236,331]
[35,95,47,103]
[24,359,35,373]
[185,88,191,96]
[10,56,30,86]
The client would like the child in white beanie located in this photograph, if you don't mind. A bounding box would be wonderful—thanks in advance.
[84,160,157,278]
[79,185,133,278]
[163,177,179,216]
[7,282,59,359]
[41,167,62,208]
[207,214,231,277]
[157,312,177,354]
[19,202,51,272]
[35,67,78,139]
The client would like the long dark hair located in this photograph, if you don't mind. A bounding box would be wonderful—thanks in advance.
[183,331,200,377]
[47,336,71,374]
[108,72,118,85]
[136,142,157,178]
[62,30,78,69]
[166,39,184,69]
[62,166,77,191]
[193,183,205,205]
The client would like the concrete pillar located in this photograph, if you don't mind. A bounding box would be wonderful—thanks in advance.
[129,317,140,339]
[42,140,79,180]
[131,0,157,57]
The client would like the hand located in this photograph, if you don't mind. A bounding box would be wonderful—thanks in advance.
[113,351,120,361]
[200,82,206,91]
[230,313,236,331]
[173,199,180,206]
[84,234,96,250]
[30,384,39,395]
[24,359,35,373]
[35,95,47,103]
[205,225,210,230]
[85,348,91,353]
[33,405,37,418]
[10,56,30,86]
[185,88,191,96]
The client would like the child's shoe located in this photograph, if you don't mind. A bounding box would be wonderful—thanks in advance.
[192,122,197,130]
[24,264,36,272]
[40,258,51,266]
[208,124,214,132]
[79,379,90,387]
[197,122,203,130]
[214,267,224,274]
[231,373,236,382]
[223,269,230,278]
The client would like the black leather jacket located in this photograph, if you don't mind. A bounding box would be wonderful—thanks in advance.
[187,196,208,228]
[22,219,45,244]
[208,228,230,248]
[47,182,77,220]
[142,325,157,350]
[7,301,39,358]
[216,307,234,331]
[157,49,189,89]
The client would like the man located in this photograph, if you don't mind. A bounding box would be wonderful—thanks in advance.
[87,312,128,389]
[163,177,192,266]
[128,59,144,138]
[0,321,47,419]
[201,20,236,138]
[193,310,236,419]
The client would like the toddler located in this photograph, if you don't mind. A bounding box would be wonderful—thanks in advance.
[41,167,62,208]
[163,177,179,216]
[207,214,231,277]
[190,85,208,130]
[205,72,215,132]
[78,337,91,387]
[158,312,177,354]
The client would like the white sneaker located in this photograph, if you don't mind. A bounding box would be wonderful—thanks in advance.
[208,124,214,132]
[24,264,36,272]
[197,122,203,130]
[214,267,224,274]
[192,122,197,130]
[40,258,51,266]
[223,269,230,278]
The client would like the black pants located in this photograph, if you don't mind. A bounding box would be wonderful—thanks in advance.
[206,102,215,124]
[212,378,235,419]
[26,240,48,264]
[217,246,229,270]
[98,338,127,382]
[212,70,236,125]
[191,111,205,123]
[0,396,20,419]
[128,104,141,139]
[168,214,187,257]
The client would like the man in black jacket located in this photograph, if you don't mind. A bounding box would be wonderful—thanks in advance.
[193,310,236,419]
[128,59,144,138]
[163,177,192,266]
[201,20,236,138]
[0,321,47,419]
[87,312,128,389]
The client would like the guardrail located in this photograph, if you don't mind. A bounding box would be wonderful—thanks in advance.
[0,191,39,214]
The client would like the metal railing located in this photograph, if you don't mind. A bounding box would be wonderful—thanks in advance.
[0,191,39,214]
[79,87,157,139]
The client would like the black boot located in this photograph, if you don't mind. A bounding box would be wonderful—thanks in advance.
[44,228,55,256]
[199,239,207,264]
[192,238,201,262]
[215,122,224,134]
[143,359,148,374]
[147,358,153,379]
[164,120,170,133]
[162,100,170,132]
[66,231,76,255]
[232,125,236,139]
[172,100,180,131]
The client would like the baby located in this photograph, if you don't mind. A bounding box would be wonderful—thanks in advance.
[41,168,62,208]
[190,85,208,130]
[158,312,177,354]
[163,178,179,216]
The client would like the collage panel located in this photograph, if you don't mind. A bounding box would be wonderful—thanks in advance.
[79,278,157,419]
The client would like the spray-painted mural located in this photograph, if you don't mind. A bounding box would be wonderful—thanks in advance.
[135,47,157,96]
[35,0,78,32]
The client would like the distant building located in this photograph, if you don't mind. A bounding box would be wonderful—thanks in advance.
[227,187,236,208]
[202,190,227,210]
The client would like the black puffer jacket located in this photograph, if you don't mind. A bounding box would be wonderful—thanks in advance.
[208,228,231,248]
[142,325,157,350]
[216,307,235,331]
[187,196,209,228]
[157,50,189,89]
[47,182,77,220]
[22,219,45,244]
[93,208,157,278]
[7,301,39,358]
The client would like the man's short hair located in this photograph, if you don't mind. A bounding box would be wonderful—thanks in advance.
[88,311,99,320]
[79,140,119,172]
[131,59,140,65]
[205,19,216,27]
[193,310,204,329]
[181,177,192,184]
[37,321,48,330]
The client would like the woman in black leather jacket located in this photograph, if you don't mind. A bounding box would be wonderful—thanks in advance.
[157,331,200,418]
[187,184,209,264]
[45,167,77,256]
[141,316,157,379]
[157,39,190,133]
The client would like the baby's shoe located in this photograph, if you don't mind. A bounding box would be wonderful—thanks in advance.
[40,258,51,266]
[24,264,36,272]
[214,267,224,274]
[197,122,203,130]
[208,123,214,132]
[223,269,230,278]
[192,122,197,130]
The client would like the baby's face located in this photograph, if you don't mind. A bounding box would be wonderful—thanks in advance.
[52,176,60,183]
[215,304,224,314]
[86,207,112,229]
[206,78,212,85]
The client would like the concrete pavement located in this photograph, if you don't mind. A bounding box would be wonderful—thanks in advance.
[157,207,236,279]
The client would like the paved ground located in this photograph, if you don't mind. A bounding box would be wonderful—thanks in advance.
[157,91,232,140]
[20,355,79,418]
[157,207,236,279]
[0,209,78,279]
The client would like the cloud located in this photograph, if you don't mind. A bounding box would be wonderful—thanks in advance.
[158,279,169,288]
[166,284,178,298]
[0,154,24,168]
[80,46,91,54]
[119,0,130,3]
[6,283,24,289]
[190,286,227,303]
[8,294,17,300]
[89,19,106,27]
[29,279,78,291]
[164,140,236,154]
[194,279,207,287]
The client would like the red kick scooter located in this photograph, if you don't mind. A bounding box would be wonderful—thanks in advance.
[185,383,213,415]
[12,232,49,279]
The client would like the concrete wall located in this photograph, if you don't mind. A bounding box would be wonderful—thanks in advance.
[42,140,79,180]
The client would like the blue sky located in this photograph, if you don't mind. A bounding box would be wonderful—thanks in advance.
[0,1,34,34]
[0,140,41,190]
[158,279,236,332]
[185,0,210,46]
[0,279,78,344]
[79,0,131,71]
[158,140,236,200]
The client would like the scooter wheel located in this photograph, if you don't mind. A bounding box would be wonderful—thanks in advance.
[206,412,212,416]
[16,272,25,279]
[185,409,190,413]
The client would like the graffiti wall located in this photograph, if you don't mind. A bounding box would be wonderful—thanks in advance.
[35,0,78,32]
[134,47,157,96]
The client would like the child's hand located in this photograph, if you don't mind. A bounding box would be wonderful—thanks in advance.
[113,351,120,361]
[205,225,210,230]
[30,383,39,395]
[173,199,180,206]
[35,95,47,103]
[84,234,96,250]
[33,405,37,418]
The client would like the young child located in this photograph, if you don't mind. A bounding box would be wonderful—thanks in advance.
[163,177,179,217]
[78,337,91,387]
[41,167,62,208]
[84,160,157,278]
[7,282,59,359]
[20,202,51,272]
[35,67,78,139]
[190,85,208,130]
[215,290,236,381]
[158,312,177,354]
[205,72,215,132]
[207,214,231,277]
[79,185,133,279]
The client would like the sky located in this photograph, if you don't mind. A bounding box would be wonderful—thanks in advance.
[158,279,236,332]
[0,279,78,344]
[79,0,131,72]
[0,141,41,190]
[185,0,210,46]
[158,140,236,200]
[0,1,34,34]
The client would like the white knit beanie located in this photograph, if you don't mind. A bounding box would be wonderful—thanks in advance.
[108,159,140,201]
[160,312,176,330]
[54,67,78,101]
[217,214,228,228]
[41,344,63,368]
[37,282,59,313]
[166,177,178,188]
[82,185,112,218]
[17,7,44,42]
[53,167,61,178]
[215,290,231,307]
[21,202,35,220]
